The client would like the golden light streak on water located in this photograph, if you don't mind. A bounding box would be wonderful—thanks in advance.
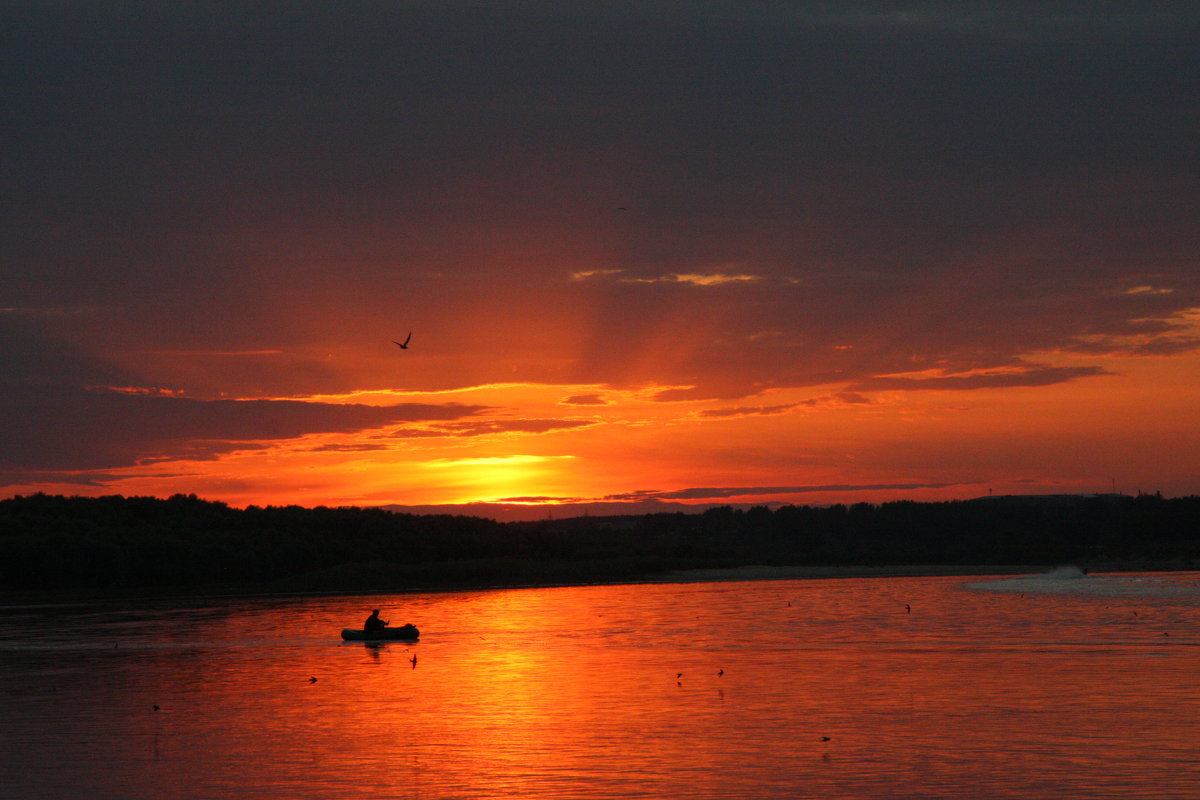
[4,572,1200,798]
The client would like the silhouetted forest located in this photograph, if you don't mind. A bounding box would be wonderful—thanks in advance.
[2,492,1199,596]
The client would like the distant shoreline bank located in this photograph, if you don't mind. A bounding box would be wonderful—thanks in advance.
[6,493,1197,604]
[656,563,1045,583]
[4,561,1195,607]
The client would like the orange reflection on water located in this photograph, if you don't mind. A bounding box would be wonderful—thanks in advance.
[39,575,1200,799]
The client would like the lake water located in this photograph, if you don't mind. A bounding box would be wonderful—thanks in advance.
[4,569,1200,799]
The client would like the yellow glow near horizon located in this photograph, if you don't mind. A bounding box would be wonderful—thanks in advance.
[6,344,1199,513]
[419,455,578,504]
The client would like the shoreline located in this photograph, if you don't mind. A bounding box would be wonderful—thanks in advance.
[4,561,1193,607]
[654,563,1046,583]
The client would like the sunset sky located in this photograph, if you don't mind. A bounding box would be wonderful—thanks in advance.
[3,2,1198,519]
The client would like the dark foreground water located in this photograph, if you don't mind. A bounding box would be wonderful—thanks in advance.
[3,569,1200,799]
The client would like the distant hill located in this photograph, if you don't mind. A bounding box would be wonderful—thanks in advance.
[381,493,1135,522]
[376,499,786,522]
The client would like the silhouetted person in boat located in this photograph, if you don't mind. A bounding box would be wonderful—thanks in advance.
[364,609,388,634]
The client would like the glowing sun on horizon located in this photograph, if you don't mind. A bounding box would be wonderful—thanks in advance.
[420,455,576,504]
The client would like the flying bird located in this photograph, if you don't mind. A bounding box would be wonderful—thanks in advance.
[393,332,412,350]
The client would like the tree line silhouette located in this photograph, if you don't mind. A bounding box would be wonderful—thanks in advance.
[1,492,1198,595]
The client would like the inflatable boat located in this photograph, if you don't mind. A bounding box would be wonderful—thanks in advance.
[341,623,420,641]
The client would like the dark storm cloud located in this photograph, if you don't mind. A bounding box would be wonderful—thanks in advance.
[0,314,134,388]
[577,268,1199,400]
[0,385,488,472]
[850,365,1110,392]
[2,1,1198,402]
[0,314,490,478]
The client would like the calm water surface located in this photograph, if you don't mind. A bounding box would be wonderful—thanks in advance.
[3,570,1200,799]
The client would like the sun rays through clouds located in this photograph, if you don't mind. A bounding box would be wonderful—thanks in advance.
[3,2,1199,515]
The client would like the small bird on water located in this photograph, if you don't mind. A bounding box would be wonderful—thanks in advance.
[309,677,318,684]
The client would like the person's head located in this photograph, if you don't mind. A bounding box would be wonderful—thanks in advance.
[371,609,380,615]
